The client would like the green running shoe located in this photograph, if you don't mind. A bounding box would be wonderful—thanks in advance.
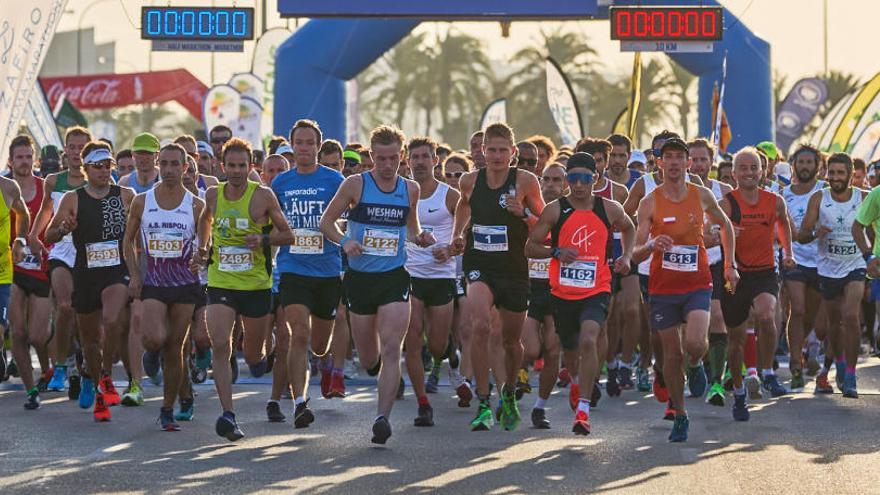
[121,381,144,406]
[470,401,494,431]
[499,392,521,431]
[705,382,725,407]
[790,369,805,391]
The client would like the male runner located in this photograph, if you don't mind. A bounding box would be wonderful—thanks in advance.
[45,141,134,422]
[515,141,539,175]
[192,137,293,441]
[528,135,556,176]
[320,125,435,444]
[119,133,160,194]
[469,131,486,169]
[451,122,545,431]
[606,134,642,189]
[633,138,737,442]
[115,150,135,178]
[718,148,794,421]
[527,152,634,435]
[124,143,204,430]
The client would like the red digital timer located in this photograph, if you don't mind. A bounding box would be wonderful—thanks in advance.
[610,7,723,42]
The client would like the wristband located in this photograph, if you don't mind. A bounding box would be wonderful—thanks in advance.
[261,234,270,248]
[521,208,531,219]
[864,252,874,263]
[551,247,561,259]
[646,240,655,251]
[340,232,351,247]
[14,237,26,246]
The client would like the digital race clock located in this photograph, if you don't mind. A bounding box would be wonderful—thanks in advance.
[141,7,255,41]
[610,7,723,42]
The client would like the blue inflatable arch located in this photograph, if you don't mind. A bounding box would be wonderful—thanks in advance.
[274,0,771,149]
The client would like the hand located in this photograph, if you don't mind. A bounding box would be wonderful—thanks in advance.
[414,230,436,248]
[704,225,721,247]
[128,276,143,300]
[814,225,832,239]
[432,245,451,263]
[613,255,631,275]
[189,249,207,274]
[868,257,880,278]
[244,234,263,250]
[60,216,77,235]
[652,235,674,253]
[343,239,364,257]
[504,195,525,218]
[27,235,46,258]
[11,241,24,264]
[450,236,466,256]
[724,266,740,294]
[781,255,796,270]
[733,226,745,238]
[557,247,579,264]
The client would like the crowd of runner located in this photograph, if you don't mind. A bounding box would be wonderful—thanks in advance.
[1,119,878,444]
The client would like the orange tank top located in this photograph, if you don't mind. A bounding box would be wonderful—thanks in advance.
[549,196,612,300]
[725,189,778,272]
[648,183,711,295]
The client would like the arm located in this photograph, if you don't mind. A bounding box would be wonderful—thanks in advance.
[622,177,644,217]
[520,171,545,228]
[404,180,425,244]
[631,194,655,263]
[3,180,28,262]
[853,189,879,275]
[796,191,824,244]
[776,195,796,266]
[702,188,740,291]
[192,187,216,269]
[450,172,476,253]
[44,192,77,245]
[320,175,363,257]
[259,188,295,246]
[27,175,57,254]
[524,201,559,260]
[605,200,635,274]
[123,195,145,298]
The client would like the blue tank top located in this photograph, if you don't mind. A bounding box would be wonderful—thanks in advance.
[129,169,159,194]
[346,172,410,273]
[273,165,344,277]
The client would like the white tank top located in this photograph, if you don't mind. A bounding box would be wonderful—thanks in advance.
[48,190,77,266]
[706,179,724,266]
[140,189,198,287]
[817,188,865,278]
[783,181,825,268]
[406,182,456,279]
[638,173,660,275]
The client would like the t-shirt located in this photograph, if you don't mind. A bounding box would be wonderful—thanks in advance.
[855,186,880,256]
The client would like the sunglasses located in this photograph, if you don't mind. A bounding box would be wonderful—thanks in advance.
[651,148,662,158]
[86,160,114,170]
[565,172,595,184]
[343,159,359,168]
[211,137,231,144]
[517,157,537,167]
[445,171,464,178]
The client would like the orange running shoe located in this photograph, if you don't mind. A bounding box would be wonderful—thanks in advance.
[100,375,121,407]
[320,368,332,399]
[93,393,112,422]
[663,400,675,420]
[653,371,669,403]
[572,409,591,436]
[569,382,580,411]
[534,358,544,372]
[328,371,346,398]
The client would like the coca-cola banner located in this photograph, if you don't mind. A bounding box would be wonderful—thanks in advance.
[39,69,208,120]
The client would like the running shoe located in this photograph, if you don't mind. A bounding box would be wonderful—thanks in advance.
[24,389,41,410]
[328,371,346,398]
[706,382,725,407]
[653,371,669,403]
[68,373,81,401]
[534,358,544,372]
[93,393,111,422]
[732,392,749,421]
[531,407,550,429]
[99,375,121,406]
[663,400,675,421]
[499,391,521,431]
[835,361,846,392]
[425,365,441,394]
[248,357,268,378]
[686,363,708,398]
[78,377,95,409]
[121,380,144,407]
[47,365,66,391]
[266,401,286,422]
[191,364,208,384]
[320,367,332,399]
[36,369,52,393]
[668,414,689,442]
[618,366,635,390]
[572,409,591,436]
[842,374,858,398]
[636,367,651,392]
[414,403,434,427]
[6,358,18,378]
[294,399,315,428]
[606,367,621,397]
[557,367,571,387]
[569,382,580,411]
[723,367,734,391]
[397,377,405,399]
[142,350,162,385]
[470,400,494,431]
[805,350,820,376]
[371,416,392,444]
[814,373,833,394]
[744,374,763,400]
[159,407,180,431]
[515,368,531,400]
[215,412,244,441]
[590,380,602,408]
[175,398,195,421]
[456,382,472,408]
[761,374,787,398]
[789,369,805,391]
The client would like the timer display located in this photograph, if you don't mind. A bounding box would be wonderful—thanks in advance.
[610,7,723,42]
[141,7,255,41]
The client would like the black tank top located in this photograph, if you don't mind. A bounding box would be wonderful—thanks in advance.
[463,167,528,278]
[73,185,127,275]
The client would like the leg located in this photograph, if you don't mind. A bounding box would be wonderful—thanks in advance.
[577,320,603,402]
[162,303,193,409]
[50,268,75,369]
[521,317,542,364]
[657,326,685,414]
[619,275,642,365]
[10,286,35,390]
[842,281,864,380]
[465,282,495,397]
[784,280,807,373]
[330,301,350,370]
[205,304,238,413]
[404,297,428,399]
[100,285,130,375]
[537,316,560,401]
[375,301,410,418]
[270,305,290,401]
[498,308,526,392]
[754,293,780,372]
[128,300,145,382]
[284,304,313,401]
[242,315,271,368]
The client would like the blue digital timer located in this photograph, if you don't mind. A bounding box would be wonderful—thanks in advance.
[141,7,255,41]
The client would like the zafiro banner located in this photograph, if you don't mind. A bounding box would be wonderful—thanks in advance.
[545,57,582,147]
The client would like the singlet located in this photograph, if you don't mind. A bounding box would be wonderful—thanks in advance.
[207,181,272,290]
[463,167,528,278]
[406,182,455,279]
[193,176,209,285]
[606,170,642,189]
[0,187,12,284]
[706,179,725,266]
[273,165,344,278]
[72,186,127,277]
[817,188,865,278]
[49,171,85,266]
[140,189,199,287]
[783,181,825,268]
[724,189,778,272]
[12,177,47,281]
[345,172,410,273]
[128,169,159,194]
[549,196,612,300]
[637,173,660,276]
[528,233,551,284]
[648,183,711,295]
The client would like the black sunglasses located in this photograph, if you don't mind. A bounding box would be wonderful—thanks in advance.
[445,171,464,178]
[518,157,538,167]
[210,137,230,144]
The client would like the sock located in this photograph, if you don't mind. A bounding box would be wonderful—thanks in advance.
[375,415,386,422]
[27,386,37,395]
[478,394,491,403]
[733,385,745,395]
[708,333,728,384]
[267,399,279,406]
[417,395,430,407]
[534,397,547,409]
[294,396,305,406]
[577,398,590,415]
[744,329,758,371]
[607,359,619,370]
[763,368,775,377]
[332,367,343,377]
[845,365,856,375]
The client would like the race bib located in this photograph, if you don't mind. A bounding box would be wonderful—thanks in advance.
[827,239,857,258]
[235,218,249,229]
[147,232,185,258]
[528,258,550,279]
[86,241,121,268]
[16,246,40,271]
[559,260,597,288]
[218,246,253,272]
[362,228,399,257]
[472,225,508,252]
[662,245,699,272]
[290,228,324,255]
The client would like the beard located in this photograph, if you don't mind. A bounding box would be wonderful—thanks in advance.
[796,167,817,183]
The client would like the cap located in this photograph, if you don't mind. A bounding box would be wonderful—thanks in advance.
[276,143,294,155]
[83,148,115,165]
[756,141,778,160]
[565,152,597,172]
[197,140,214,157]
[660,137,689,156]
[343,150,362,164]
[132,132,160,153]
[628,149,647,165]
[774,161,792,180]
[40,145,61,165]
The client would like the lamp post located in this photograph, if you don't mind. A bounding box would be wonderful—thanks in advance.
[76,0,112,75]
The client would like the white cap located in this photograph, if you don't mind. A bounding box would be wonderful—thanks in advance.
[276,143,293,155]
[628,149,647,165]
[774,161,792,180]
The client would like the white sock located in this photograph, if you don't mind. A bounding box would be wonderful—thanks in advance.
[534,397,547,409]
[267,399,279,406]
[577,399,590,415]
[747,367,758,376]
[608,359,619,370]
[571,375,579,385]
[294,396,305,406]
[763,368,775,377]
[734,386,745,395]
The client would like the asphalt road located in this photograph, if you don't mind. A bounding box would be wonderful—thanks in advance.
[0,357,878,495]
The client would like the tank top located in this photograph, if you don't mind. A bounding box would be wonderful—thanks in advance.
[346,172,410,273]
[49,171,84,266]
[208,181,272,290]
[463,167,528,278]
[128,169,159,194]
[273,165,344,278]
[406,182,455,279]
[724,189,778,272]
[549,196,613,300]
[648,183,711,295]
[12,177,47,280]
[706,179,725,266]
[817,188,865,278]
[140,189,199,287]
[637,173,660,276]
[783,181,825,268]
[72,186,127,277]
[0,187,12,284]
[195,176,209,284]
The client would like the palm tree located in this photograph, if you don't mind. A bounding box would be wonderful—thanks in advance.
[666,59,697,138]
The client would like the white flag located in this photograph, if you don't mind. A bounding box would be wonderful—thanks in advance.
[480,98,507,130]
[545,58,583,147]
[252,28,292,139]
[235,97,264,151]
[203,84,241,134]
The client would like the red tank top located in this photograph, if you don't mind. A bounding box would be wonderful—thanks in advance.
[648,183,711,295]
[593,178,612,199]
[11,177,47,280]
[549,196,612,300]
[725,188,778,272]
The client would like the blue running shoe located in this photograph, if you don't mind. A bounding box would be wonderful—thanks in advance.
[142,350,163,385]
[732,392,749,421]
[195,348,212,370]
[78,377,95,409]
[835,361,846,392]
[215,412,244,441]
[47,365,67,391]
[842,374,858,398]
[668,414,689,442]
[248,358,268,378]
[686,363,707,398]
[175,398,195,421]
[761,374,787,398]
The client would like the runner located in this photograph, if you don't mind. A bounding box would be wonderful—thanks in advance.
[124,143,204,430]
[45,141,134,421]
[403,136,460,427]
[632,138,737,442]
[528,135,556,176]
[115,150,135,179]
[469,131,486,169]
[320,125,435,444]
[118,133,160,193]
[191,137,293,441]
[527,152,635,435]
[451,122,545,432]
[515,141,539,175]
[606,134,642,189]
[718,148,793,421]
[319,139,344,171]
